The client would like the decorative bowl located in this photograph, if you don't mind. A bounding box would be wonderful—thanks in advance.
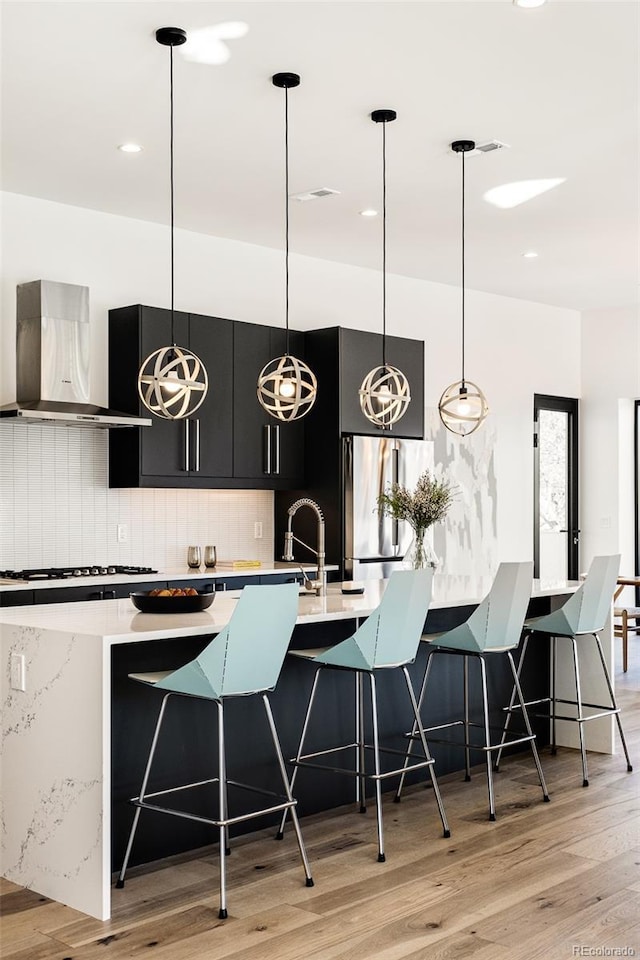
[130,591,215,614]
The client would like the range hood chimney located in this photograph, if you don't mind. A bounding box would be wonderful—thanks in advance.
[0,280,151,428]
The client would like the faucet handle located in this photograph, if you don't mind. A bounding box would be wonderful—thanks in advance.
[283,531,294,562]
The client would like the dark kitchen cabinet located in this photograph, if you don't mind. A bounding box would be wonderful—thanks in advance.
[304,327,424,439]
[109,305,233,488]
[232,322,306,487]
[0,590,34,607]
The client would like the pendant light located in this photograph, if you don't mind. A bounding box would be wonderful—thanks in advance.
[359,110,411,430]
[257,72,317,422]
[438,140,489,437]
[138,27,208,420]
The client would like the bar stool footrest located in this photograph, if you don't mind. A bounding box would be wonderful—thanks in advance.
[130,777,297,829]
[291,742,435,781]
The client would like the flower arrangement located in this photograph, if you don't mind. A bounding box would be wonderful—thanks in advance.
[377,470,455,568]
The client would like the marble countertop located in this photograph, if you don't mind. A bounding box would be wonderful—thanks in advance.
[0,576,580,645]
[0,562,337,593]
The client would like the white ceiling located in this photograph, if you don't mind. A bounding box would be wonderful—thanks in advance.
[2,1,639,311]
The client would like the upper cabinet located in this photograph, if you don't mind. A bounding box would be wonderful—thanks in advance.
[109,305,233,487]
[108,306,305,490]
[304,327,425,439]
[232,322,305,487]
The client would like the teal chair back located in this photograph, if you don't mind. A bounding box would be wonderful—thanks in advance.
[154,583,299,700]
[314,568,434,671]
[556,554,621,634]
[466,561,534,652]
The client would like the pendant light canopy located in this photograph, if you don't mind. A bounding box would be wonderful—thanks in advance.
[359,110,411,430]
[438,139,489,437]
[257,72,317,422]
[138,27,208,420]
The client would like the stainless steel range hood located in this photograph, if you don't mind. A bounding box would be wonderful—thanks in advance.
[0,280,151,428]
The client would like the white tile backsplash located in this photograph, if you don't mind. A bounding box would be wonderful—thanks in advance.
[0,423,275,570]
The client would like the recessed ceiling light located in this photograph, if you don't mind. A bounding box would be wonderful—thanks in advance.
[514,0,547,8]
[359,209,378,217]
[484,178,565,209]
[181,22,249,65]
[118,143,143,154]
[522,251,539,259]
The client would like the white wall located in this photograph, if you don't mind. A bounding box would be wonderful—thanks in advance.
[581,305,640,600]
[1,190,582,570]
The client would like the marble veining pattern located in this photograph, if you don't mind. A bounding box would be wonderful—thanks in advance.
[1,623,108,918]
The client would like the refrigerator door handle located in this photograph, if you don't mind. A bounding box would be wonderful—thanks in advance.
[391,446,399,547]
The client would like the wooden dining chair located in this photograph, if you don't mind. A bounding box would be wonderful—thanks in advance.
[614,583,640,673]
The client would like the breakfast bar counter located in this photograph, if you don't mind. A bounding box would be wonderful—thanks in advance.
[2,575,613,921]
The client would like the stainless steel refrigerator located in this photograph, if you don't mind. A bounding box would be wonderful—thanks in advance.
[344,434,435,581]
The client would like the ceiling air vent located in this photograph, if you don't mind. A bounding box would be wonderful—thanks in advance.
[475,140,510,154]
[291,187,341,202]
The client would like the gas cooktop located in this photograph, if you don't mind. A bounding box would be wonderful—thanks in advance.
[0,565,157,582]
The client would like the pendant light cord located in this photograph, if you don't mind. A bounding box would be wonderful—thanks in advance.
[169,44,176,346]
[284,85,290,357]
[461,148,466,388]
[382,119,387,368]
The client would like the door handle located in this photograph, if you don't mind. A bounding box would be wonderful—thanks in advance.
[183,419,190,471]
[103,590,116,600]
[193,418,200,472]
[273,424,280,475]
[391,446,399,547]
[263,424,272,475]
[89,590,104,601]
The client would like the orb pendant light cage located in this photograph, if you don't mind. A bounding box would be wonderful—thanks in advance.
[257,72,317,422]
[438,140,489,437]
[138,27,209,421]
[438,379,488,436]
[359,109,411,429]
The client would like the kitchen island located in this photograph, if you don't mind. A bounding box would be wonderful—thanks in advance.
[2,575,612,921]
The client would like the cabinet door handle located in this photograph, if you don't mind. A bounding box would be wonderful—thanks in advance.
[273,424,280,475]
[89,590,104,601]
[193,419,200,472]
[263,424,272,475]
[103,590,116,600]
[183,419,190,472]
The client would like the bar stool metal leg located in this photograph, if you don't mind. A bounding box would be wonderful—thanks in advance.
[116,693,172,889]
[368,673,386,862]
[217,700,228,919]
[402,666,450,838]
[276,666,321,840]
[463,655,471,781]
[551,635,558,755]
[263,695,314,887]
[570,637,589,787]
[478,657,497,821]
[355,671,367,813]
[593,633,633,773]
[507,651,550,802]
[394,646,435,802]
[494,632,530,772]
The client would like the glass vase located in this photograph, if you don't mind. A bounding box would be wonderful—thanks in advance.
[403,529,439,570]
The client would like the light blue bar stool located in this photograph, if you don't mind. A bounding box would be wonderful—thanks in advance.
[395,562,549,821]
[496,554,633,787]
[115,583,313,920]
[278,569,450,863]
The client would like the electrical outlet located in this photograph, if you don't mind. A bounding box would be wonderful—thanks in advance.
[10,653,25,692]
[254,521,263,539]
[117,523,128,543]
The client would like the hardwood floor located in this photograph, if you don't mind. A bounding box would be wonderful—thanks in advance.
[2,655,639,960]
